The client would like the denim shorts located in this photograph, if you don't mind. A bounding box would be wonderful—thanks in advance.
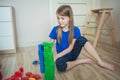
[55,36,88,71]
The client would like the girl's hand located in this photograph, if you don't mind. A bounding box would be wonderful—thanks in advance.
[54,54,61,62]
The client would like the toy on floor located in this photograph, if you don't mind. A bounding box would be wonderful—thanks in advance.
[5,67,41,80]
[32,60,39,65]
[38,42,55,80]
[0,64,2,80]
[0,71,2,80]
[38,44,44,73]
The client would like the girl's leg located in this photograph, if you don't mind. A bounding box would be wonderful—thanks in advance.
[56,57,92,72]
[56,37,92,72]
[84,41,115,71]
[66,58,92,71]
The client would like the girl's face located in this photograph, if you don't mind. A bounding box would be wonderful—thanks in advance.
[56,14,70,29]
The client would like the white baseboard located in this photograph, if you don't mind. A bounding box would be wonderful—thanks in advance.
[18,41,42,47]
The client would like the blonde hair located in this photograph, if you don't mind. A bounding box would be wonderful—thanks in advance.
[56,5,74,44]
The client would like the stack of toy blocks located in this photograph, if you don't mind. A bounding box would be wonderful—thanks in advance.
[38,44,44,73]
[43,42,54,80]
[38,42,55,80]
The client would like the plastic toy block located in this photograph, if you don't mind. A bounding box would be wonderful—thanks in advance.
[43,42,53,47]
[5,67,42,80]
[43,41,55,80]
[21,76,29,80]
[37,42,55,80]
[38,44,44,62]
[25,72,32,77]
[38,44,45,73]
[14,71,22,77]
[32,60,38,65]
[0,64,2,80]
[19,67,24,73]
[0,71,2,80]
[28,77,36,80]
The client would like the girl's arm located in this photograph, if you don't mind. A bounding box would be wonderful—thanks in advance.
[54,39,76,61]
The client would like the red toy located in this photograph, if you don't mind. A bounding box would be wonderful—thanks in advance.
[5,67,41,80]
[26,72,32,77]
[19,67,24,73]
[14,71,22,77]
[0,71,2,80]
[21,76,29,80]
[0,64,2,80]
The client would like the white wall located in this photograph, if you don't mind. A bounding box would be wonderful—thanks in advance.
[0,0,51,47]
[0,0,119,47]
[100,0,120,42]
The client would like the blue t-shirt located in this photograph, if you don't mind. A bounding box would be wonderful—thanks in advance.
[49,26,81,56]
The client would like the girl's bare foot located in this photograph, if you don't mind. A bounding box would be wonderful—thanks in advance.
[98,61,116,71]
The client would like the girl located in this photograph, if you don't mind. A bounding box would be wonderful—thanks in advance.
[49,5,115,72]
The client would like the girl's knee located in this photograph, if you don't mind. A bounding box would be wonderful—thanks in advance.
[56,58,67,72]
[56,63,67,72]
[76,36,88,47]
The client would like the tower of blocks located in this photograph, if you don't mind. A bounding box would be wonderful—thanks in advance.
[38,41,55,80]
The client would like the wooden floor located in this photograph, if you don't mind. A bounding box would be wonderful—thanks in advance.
[0,43,120,80]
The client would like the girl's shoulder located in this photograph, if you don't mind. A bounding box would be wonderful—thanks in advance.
[54,25,58,28]
[52,25,58,30]
[73,26,80,30]
[51,26,59,32]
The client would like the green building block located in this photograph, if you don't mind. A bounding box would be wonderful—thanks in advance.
[43,41,55,80]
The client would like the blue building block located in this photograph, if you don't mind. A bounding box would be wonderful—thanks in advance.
[32,60,39,65]
[38,44,45,73]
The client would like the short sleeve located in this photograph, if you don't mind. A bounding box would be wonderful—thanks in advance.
[73,26,81,39]
[49,26,58,39]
